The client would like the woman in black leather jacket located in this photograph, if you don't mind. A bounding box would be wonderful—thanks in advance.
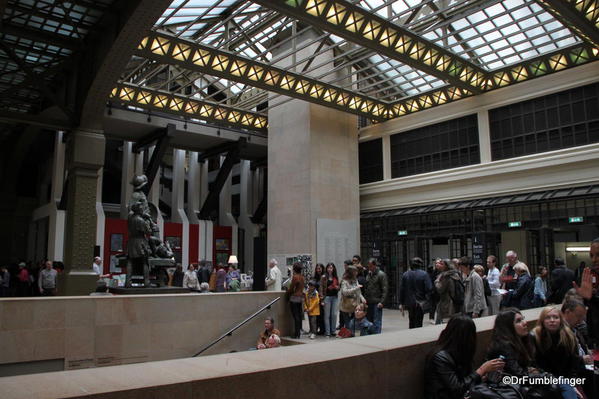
[424,315,505,399]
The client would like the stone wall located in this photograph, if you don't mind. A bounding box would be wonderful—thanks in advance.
[0,291,288,374]
[0,308,542,399]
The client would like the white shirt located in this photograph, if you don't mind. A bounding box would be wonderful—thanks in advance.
[92,263,101,275]
[487,267,501,296]
[183,270,200,290]
[265,265,282,291]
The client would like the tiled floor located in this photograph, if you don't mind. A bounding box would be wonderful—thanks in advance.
[283,308,434,344]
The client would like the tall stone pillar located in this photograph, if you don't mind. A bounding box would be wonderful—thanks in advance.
[187,152,201,225]
[49,130,66,261]
[95,166,105,261]
[219,155,238,260]
[238,160,260,272]
[198,161,211,263]
[147,145,164,240]
[172,149,189,268]
[61,130,105,295]
[120,141,135,219]
[268,30,360,272]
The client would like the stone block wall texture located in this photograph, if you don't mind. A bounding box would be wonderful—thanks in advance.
[0,308,542,399]
[0,291,288,371]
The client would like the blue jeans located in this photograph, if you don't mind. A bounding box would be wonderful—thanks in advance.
[557,383,577,399]
[366,304,383,334]
[323,296,338,336]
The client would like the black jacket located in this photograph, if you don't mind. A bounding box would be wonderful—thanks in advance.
[424,350,481,399]
[533,331,585,378]
[400,269,433,307]
[511,274,534,309]
[548,267,575,304]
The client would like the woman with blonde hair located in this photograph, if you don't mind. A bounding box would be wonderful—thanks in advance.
[532,306,586,399]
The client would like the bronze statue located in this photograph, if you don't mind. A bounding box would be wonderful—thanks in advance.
[125,174,174,288]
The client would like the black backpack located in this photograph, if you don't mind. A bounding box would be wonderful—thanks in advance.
[450,277,465,311]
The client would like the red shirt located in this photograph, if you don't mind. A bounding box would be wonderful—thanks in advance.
[18,268,29,282]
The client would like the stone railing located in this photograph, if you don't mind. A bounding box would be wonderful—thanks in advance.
[0,291,288,375]
[0,308,543,399]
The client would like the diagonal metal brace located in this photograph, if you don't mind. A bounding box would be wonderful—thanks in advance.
[142,123,175,195]
[198,138,247,219]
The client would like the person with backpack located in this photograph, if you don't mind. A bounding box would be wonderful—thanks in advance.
[434,258,464,323]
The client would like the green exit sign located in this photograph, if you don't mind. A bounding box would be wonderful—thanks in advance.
[569,216,584,223]
[508,221,522,228]
[397,230,408,236]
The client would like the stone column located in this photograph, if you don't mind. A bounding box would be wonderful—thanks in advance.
[95,166,105,262]
[49,130,66,261]
[61,130,106,295]
[187,152,201,225]
[120,141,135,219]
[147,145,164,240]
[219,155,238,259]
[172,149,189,268]
[238,160,260,272]
[197,160,211,263]
[268,29,360,271]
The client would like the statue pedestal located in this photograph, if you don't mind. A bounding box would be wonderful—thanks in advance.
[119,257,176,288]
[108,286,190,295]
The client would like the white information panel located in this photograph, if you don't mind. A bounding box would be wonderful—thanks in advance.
[316,218,359,277]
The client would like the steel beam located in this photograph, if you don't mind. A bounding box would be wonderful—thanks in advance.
[251,0,486,93]
[198,140,244,219]
[198,137,248,162]
[535,0,599,47]
[110,82,268,132]
[135,31,389,121]
[142,123,175,195]
[0,41,75,123]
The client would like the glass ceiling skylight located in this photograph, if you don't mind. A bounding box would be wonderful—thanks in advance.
[113,0,597,127]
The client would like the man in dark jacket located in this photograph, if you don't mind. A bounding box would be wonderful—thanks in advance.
[365,258,388,334]
[197,260,211,285]
[548,257,575,304]
[510,265,533,309]
[400,257,433,329]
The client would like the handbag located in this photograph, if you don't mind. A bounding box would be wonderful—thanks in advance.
[337,327,353,338]
[519,372,561,399]
[467,382,523,399]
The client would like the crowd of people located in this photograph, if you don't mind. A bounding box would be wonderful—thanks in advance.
[399,249,590,330]
[0,259,65,297]
[274,255,388,339]
[425,238,599,399]
[168,260,243,293]
[0,257,248,296]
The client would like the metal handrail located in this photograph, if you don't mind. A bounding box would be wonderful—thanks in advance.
[192,296,281,357]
